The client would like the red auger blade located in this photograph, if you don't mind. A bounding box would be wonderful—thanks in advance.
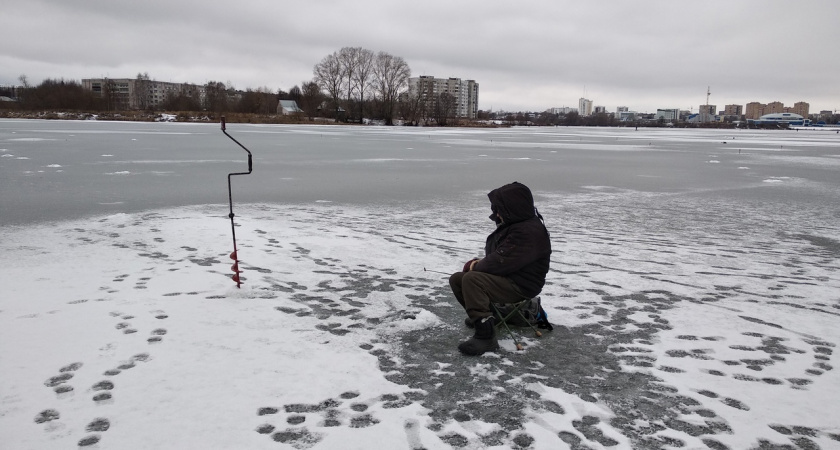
[231,262,242,273]
[230,251,238,260]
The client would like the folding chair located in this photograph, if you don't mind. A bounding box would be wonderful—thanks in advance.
[491,298,550,351]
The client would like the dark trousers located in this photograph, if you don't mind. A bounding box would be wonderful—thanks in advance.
[449,271,527,321]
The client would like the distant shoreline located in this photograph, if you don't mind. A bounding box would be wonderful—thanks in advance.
[5,110,836,130]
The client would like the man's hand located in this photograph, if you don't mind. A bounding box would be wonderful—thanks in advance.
[463,258,480,273]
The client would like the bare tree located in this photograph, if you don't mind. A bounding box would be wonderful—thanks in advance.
[313,52,343,119]
[398,89,423,126]
[338,47,361,121]
[353,48,375,121]
[16,74,30,104]
[372,52,410,125]
[434,92,457,126]
[133,72,151,111]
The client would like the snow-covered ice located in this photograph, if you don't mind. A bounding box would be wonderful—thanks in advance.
[1,122,839,449]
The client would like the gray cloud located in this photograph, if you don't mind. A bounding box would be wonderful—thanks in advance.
[3,0,838,113]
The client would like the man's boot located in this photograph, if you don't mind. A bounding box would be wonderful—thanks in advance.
[458,316,499,356]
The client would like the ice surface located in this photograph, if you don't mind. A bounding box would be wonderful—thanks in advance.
[1,121,839,449]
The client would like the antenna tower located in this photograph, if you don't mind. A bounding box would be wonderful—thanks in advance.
[706,86,711,105]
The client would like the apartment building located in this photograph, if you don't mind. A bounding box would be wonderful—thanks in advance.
[724,104,743,116]
[765,101,785,115]
[578,98,593,116]
[407,76,479,119]
[656,109,679,121]
[790,101,810,118]
[745,102,765,120]
[548,106,577,115]
[82,78,206,110]
[697,104,717,122]
[745,101,810,119]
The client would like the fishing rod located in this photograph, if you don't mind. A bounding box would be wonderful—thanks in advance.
[423,267,450,276]
[221,117,253,288]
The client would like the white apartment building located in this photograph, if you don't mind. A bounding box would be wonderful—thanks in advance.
[548,107,577,115]
[578,98,593,116]
[408,76,479,119]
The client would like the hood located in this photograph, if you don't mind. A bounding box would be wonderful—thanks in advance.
[487,182,536,224]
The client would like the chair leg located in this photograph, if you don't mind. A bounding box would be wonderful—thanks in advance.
[514,309,543,338]
[491,302,527,351]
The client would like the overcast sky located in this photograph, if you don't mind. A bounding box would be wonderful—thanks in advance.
[3,0,839,113]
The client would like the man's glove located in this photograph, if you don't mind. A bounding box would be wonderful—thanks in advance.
[463,258,479,273]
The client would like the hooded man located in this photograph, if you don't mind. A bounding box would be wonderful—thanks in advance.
[449,182,552,355]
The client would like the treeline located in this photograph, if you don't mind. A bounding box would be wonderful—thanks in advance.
[3,79,106,111]
[2,47,415,125]
[1,77,285,116]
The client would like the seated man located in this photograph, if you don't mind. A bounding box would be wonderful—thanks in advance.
[449,182,551,356]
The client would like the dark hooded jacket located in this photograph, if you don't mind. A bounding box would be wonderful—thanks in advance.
[473,182,551,298]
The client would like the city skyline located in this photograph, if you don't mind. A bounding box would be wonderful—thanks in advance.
[2,1,838,113]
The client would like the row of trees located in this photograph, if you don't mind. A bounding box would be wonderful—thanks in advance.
[313,47,410,125]
[5,47,423,125]
[5,77,106,111]
[2,76,290,116]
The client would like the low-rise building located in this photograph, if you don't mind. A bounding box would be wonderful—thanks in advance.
[750,112,809,126]
[617,111,637,122]
[547,107,577,115]
[277,100,302,115]
[656,109,679,121]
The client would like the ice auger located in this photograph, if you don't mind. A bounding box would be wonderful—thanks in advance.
[221,117,253,287]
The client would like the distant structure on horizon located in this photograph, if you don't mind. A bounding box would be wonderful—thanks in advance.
[750,112,809,126]
[656,109,679,121]
[82,78,206,111]
[547,106,577,115]
[745,101,809,120]
[578,98,593,116]
[698,104,716,123]
[724,104,743,116]
[407,76,479,119]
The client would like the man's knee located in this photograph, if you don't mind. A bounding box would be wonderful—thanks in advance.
[449,272,464,290]
[462,270,488,289]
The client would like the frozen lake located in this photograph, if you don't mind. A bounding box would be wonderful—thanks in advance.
[1,120,839,449]
[2,120,838,226]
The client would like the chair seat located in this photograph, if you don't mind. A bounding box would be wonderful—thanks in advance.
[490,298,551,351]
